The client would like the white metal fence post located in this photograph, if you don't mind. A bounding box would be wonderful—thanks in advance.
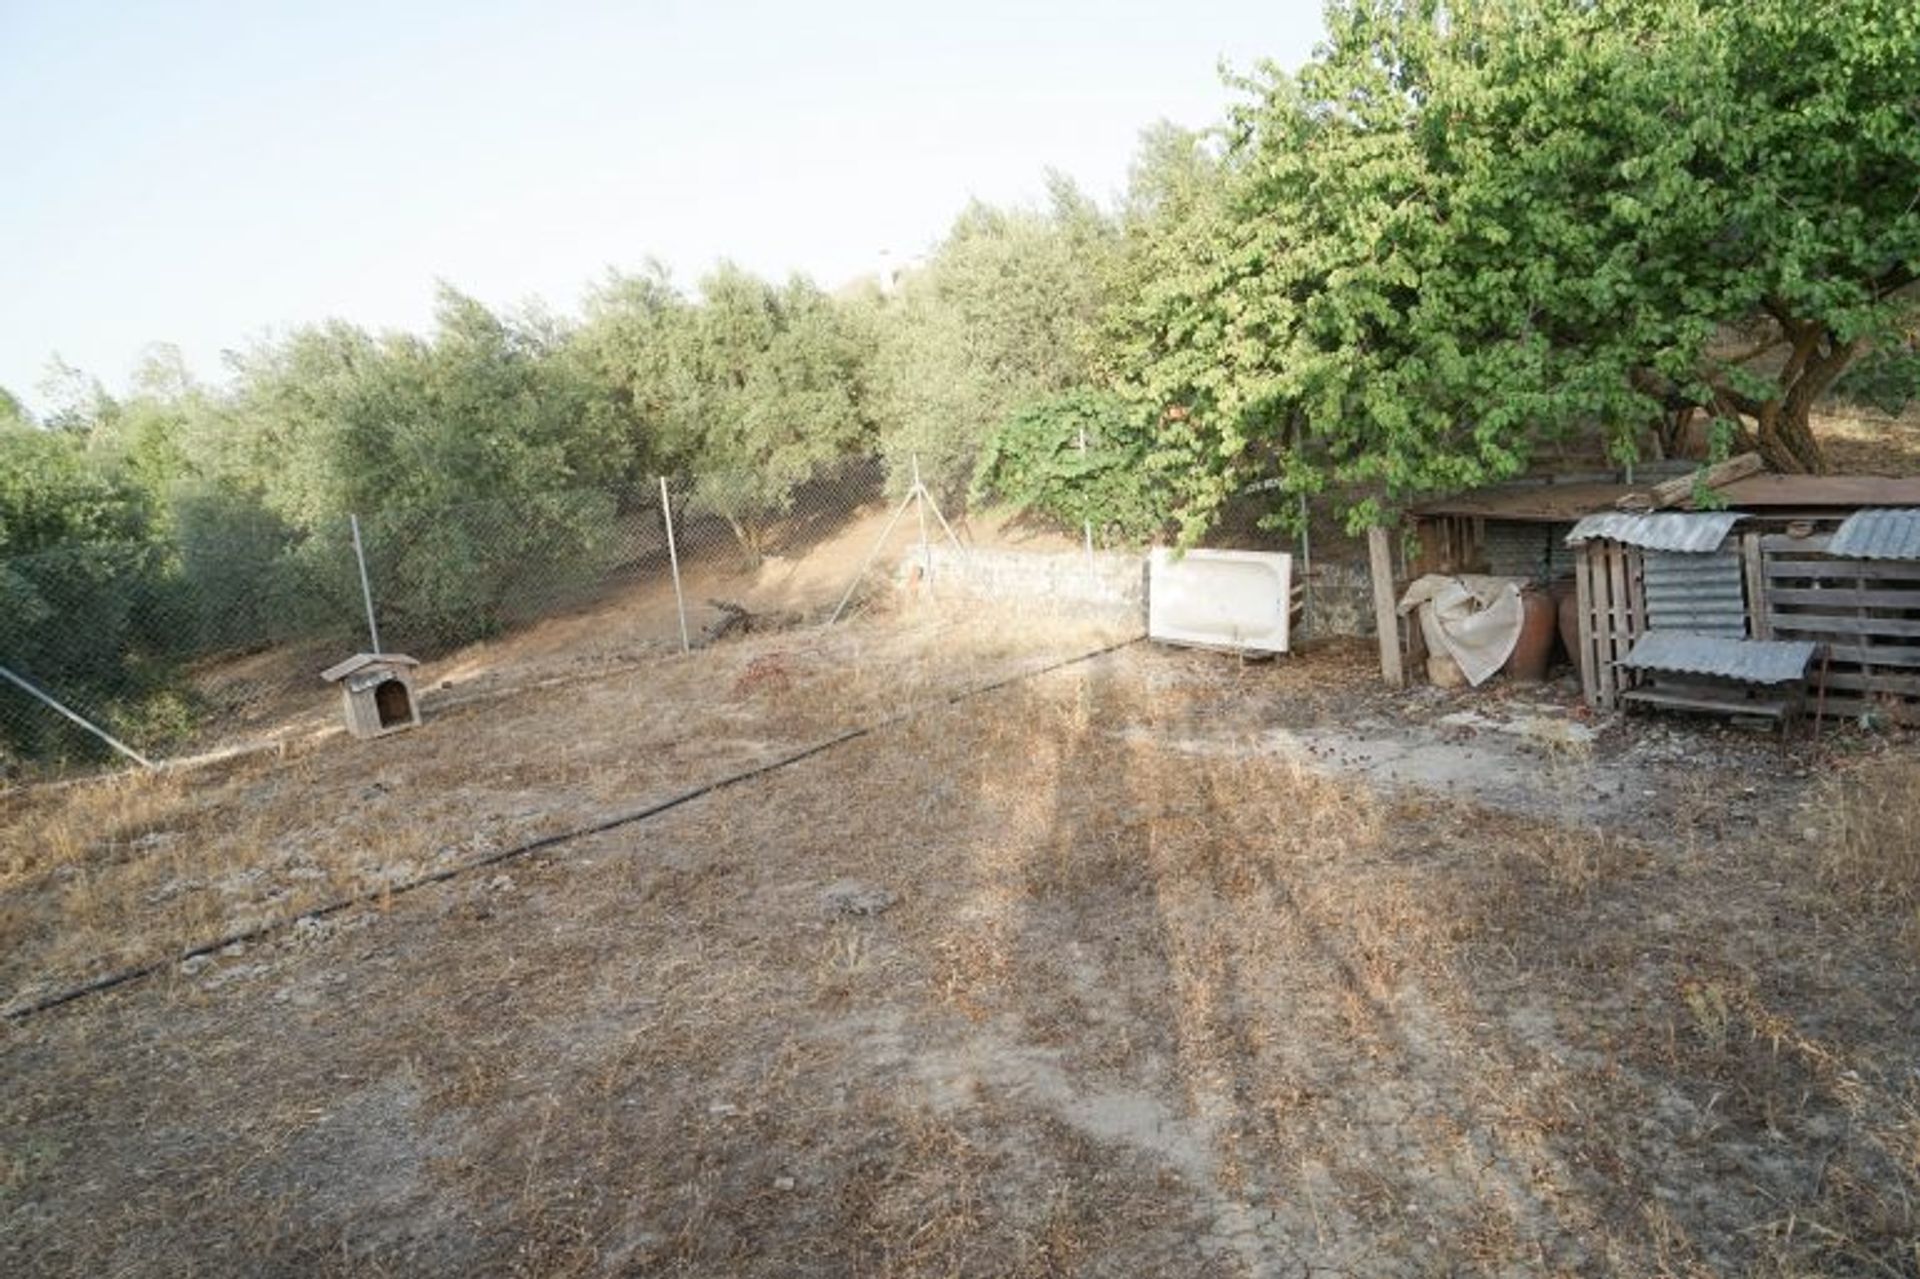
[1298,491,1312,638]
[350,513,382,654]
[0,664,155,770]
[660,476,691,653]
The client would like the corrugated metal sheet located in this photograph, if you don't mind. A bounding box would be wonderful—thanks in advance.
[1620,631,1816,684]
[1564,511,1742,552]
[1642,550,1748,636]
[1827,508,1920,561]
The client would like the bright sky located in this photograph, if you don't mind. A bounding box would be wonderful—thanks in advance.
[0,0,1323,411]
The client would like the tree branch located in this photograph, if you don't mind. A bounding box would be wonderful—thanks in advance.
[1873,261,1918,299]
[1723,325,1787,366]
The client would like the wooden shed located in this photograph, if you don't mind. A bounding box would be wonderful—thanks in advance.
[1381,469,1696,691]
[1381,471,1920,722]
[320,653,422,740]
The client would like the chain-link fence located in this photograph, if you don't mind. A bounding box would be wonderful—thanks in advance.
[0,456,913,781]
[2,449,1320,783]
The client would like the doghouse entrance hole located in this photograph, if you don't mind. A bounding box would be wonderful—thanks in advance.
[374,678,413,729]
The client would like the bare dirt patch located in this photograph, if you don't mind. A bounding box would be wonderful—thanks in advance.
[3,627,1917,1276]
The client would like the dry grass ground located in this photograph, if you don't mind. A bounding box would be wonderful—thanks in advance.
[1812,406,1920,476]
[153,501,1082,763]
[0,609,1131,1011]
[2,617,1917,1276]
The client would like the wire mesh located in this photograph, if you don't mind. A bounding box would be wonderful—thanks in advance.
[0,456,903,781]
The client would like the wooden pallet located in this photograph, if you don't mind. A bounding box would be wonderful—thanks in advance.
[1761,533,1920,723]
[1620,682,1792,722]
[1573,540,1647,710]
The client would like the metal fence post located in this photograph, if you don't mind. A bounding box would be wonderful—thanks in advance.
[350,513,382,654]
[660,476,691,653]
[0,664,155,770]
[1298,491,1313,638]
[912,454,933,593]
[1078,425,1095,579]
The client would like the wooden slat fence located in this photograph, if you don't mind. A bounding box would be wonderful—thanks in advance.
[1760,532,1920,722]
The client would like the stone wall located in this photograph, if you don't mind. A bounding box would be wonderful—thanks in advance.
[904,545,1383,640]
[1300,560,1377,639]
[906,547,1144,620]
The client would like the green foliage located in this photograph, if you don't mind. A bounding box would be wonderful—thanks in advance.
[0,387,28,429]
[973,391,1169,543]
[348,488,620,649]
[164,487,350,653]
[205,289,636,645]
[1118,0,1920,534]
[0,536,175,761]
[570,261,688,481]
[875,181,1120,497]
[0,424,150,554]
[228,288,627,529]
[574,262,877,558]
[668,266,876,555]
[1834,343,1920,417]
[0,414,175,760]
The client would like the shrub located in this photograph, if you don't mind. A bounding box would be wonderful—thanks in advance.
[971,390,1169,544]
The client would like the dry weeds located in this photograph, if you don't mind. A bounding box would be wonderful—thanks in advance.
[1817,752,1920,914]
[2,629,1917,1277]
[0,609,1135,1011]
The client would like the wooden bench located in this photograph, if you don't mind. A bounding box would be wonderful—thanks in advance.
[1616,632,1819,731]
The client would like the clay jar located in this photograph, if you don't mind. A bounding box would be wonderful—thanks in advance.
[1556,588,1583,682]
[1505,585,1558,683]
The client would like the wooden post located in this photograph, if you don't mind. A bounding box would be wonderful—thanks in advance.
[659,476,691,654]
[1369,526,1405,688]
[1742,531,1770,639]
[1573,543,1597,707]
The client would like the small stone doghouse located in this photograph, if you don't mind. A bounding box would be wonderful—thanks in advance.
[320,653,422,740]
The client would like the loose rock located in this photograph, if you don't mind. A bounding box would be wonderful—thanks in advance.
[819,880,898,918]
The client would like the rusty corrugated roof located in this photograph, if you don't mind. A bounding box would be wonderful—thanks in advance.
[1826,508,1920,560]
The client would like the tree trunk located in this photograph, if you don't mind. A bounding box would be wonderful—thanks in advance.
[1751,403,1828,474]
[1708,322,1862,475]
[723,515,764,568]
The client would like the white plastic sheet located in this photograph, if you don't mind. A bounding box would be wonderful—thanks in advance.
[1396,574,1525,687]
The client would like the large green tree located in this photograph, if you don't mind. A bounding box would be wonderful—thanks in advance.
[875,179,1120,496]
[1121,0,1920,535]
[570,261,690,481]
[662,264,877,556]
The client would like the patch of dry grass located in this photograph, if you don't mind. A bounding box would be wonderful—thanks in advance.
[0,609,1134,1011]
[1814,406,1920,477]
[3,634,1917,1277]
[1817,753,1920,913]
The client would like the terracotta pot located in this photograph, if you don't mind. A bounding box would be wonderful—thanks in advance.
[1505,587,1557,683]
[1556,588,1583,681]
